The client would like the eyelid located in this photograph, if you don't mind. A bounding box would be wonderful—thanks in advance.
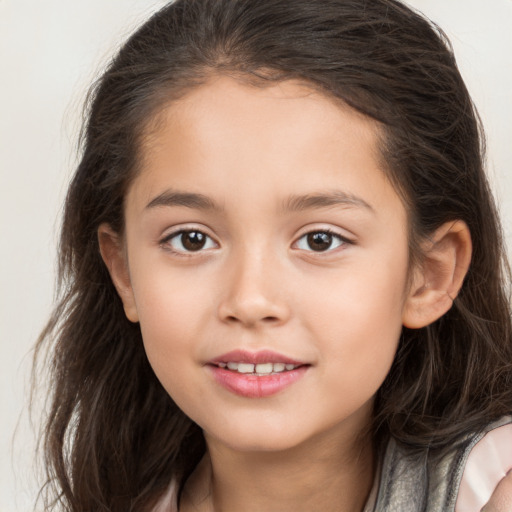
[158,224,354,256]
[159,226,219,256]
[292,227,355,253]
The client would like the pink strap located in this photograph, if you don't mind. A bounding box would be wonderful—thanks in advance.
[455,424,512,512]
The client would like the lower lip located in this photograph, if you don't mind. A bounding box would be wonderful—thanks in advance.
[208,365,309,398]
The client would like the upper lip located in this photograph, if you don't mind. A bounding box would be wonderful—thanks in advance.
[209,349,306,366]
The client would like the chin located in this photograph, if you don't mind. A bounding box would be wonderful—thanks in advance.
[201,417,317,454]
[211,433,305,453]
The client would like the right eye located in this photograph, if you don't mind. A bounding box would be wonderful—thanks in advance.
[293,229,352,253]
[160,229,217,254]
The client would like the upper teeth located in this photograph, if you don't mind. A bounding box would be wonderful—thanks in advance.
[218,362,298,374]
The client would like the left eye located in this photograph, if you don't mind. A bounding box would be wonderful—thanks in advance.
[161,230,217,253]
[295,230,348,252]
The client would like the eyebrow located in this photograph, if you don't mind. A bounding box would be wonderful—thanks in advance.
[145,188,373,214]
[145,190,224,212]
[281,190,374,214]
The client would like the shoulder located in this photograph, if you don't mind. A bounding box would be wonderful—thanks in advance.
[455,418,512,512]
[151,479,179,512]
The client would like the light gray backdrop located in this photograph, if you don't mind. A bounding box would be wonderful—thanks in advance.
[1,1,511,510]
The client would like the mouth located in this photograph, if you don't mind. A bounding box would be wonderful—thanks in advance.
[212,361,303,376]
[207,350,310,398]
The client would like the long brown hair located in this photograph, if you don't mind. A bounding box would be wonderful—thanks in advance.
[34,0,512,509]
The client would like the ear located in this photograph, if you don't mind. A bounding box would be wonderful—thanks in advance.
[402,220,472,329]
[97,223,139,323]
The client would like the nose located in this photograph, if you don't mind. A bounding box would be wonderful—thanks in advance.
[217,248,291,328]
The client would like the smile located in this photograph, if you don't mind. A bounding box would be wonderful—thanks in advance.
[217,362,300,375]
[208,350,309,398]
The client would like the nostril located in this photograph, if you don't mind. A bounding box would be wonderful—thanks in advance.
[218,295,291,327]
[224,314,280,326]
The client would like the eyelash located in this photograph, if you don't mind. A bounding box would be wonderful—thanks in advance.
[160,229,217,256]
[159,228,353,256]
[293,229,352,253]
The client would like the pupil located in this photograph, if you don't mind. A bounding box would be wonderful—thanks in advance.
[307,232,332,251]
[182,231,206,251]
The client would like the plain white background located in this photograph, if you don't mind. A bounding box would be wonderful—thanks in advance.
[1,1,511,510]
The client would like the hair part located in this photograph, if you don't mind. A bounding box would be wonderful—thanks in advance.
[34,0,512,509]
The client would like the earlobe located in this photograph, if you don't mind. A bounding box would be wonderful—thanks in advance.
[402,220,472,329]
[97,223,139,323]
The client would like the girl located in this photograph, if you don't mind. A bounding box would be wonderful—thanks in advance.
[34,0,512,510]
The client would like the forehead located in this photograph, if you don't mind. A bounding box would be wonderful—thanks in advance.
[129,75,403,223]
[143,76,381,161]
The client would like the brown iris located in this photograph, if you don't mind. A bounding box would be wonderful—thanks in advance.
[180,231,207,251]
[307,232,334,252]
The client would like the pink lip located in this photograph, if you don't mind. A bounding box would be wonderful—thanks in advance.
[210,349,304,365]
[207,349,309,398]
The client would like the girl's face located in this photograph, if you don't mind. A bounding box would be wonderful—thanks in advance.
[118,76,414,452]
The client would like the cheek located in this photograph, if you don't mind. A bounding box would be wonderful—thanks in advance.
[300,257,407,382]
[130,267,212,386]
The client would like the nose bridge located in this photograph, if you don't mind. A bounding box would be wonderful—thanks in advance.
[217,240,290,327]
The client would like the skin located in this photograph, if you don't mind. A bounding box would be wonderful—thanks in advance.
[99,76,472,511]
[483,471,512,512]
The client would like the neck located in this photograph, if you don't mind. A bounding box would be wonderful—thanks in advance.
[182,424,375,512]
